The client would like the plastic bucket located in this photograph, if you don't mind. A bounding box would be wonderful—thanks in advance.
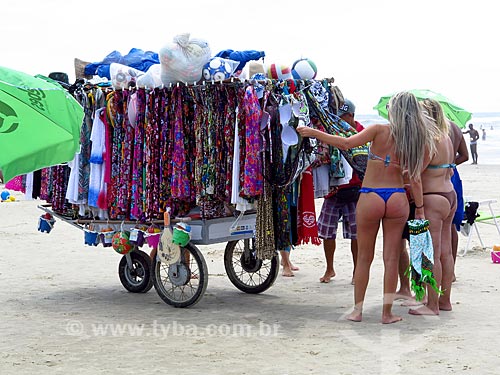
[491,251,500,264]
[38,217,55,233]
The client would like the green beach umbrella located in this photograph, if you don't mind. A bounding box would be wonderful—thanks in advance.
[373,89,472,128]
[0,66,83,182]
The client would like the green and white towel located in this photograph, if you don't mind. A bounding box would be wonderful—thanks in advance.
[406,219,442,301]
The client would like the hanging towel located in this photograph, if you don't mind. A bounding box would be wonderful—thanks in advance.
[297,167,321,245]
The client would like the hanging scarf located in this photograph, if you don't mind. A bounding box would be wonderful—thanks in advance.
[130,88,146,220]
[154,87,169,219]
[256,158,276,260]
[170,86,191,201]
[5,176,24,192]
[296,167,321,245]
[108,90,126,219]
[240,85,263,199]
[405,219,442,301]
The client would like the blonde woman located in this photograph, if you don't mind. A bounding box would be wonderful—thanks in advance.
[408,99,457,315]
[297,91,437,324]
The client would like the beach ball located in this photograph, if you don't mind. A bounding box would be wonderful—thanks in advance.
[291,58,317,80]
[112,231,133,255]
[1,191,10,201]
[202,57,232,81]
[267,63,292,80]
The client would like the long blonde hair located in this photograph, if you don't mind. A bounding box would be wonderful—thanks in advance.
[388,91,439,180]
[420,98,450,138]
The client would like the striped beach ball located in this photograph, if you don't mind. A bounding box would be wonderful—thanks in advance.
[291,58,317,80]
[267,63,292,80]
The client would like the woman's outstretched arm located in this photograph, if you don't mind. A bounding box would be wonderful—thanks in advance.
[296,123,378,150]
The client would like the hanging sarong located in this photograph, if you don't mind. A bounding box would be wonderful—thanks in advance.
[406,219,442,301]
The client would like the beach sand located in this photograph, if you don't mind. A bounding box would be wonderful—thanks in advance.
[1,163,500,375]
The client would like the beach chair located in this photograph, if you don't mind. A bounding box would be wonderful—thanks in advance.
[459,199,500,256]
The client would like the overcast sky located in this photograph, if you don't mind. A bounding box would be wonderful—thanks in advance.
[2,0,498,115]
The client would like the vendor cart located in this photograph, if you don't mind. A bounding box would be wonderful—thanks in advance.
[38,204,279,308]
[30,76,347,309]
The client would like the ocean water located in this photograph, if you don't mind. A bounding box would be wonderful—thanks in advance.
[357,112,500,165]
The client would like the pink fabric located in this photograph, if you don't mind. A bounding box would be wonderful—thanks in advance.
[240,85,263,198]
[5,176,24,192]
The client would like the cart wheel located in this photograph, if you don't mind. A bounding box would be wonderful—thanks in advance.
[152,243,208,308]
[118,249,153,293]
[224,238,279,294]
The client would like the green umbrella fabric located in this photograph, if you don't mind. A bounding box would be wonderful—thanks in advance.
[373,89,472,128]
[0,66,83,182]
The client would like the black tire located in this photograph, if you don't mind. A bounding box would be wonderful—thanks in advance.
[224,238,279,294]
[118,249,153,293]
[152,243,208,308]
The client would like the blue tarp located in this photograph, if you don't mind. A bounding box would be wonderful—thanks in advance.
[215,49,265,72]
[84,48,160,79]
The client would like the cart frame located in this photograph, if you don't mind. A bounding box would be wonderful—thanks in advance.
[37,204,279,307]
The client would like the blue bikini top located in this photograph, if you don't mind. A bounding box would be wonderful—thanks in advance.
[368,146,399,167]
[427,163,456,169]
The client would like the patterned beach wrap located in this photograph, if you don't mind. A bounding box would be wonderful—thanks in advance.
[406,219,442,301]
[304,82,368,180]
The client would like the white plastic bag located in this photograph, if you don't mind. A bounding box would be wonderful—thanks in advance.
[136,64,162,88]
[159,33,211,85]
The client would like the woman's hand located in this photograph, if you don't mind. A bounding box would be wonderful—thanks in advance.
[414,207,425,220]
[296,126,317,138]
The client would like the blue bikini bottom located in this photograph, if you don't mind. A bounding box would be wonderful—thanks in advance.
[359,187,406,203]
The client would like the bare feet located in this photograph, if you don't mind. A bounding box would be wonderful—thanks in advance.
[281,260,299,271]
[395,289,413,300]
[401,296,426,307]
[408,305,439,316]
[282,265,295,277]
[400,299,420,307]
[319,270,336,283]
[346,309,362,322]
[382,314,403,324]
[439,301,453,311]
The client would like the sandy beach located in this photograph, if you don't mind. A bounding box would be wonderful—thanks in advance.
[1,162,500,375]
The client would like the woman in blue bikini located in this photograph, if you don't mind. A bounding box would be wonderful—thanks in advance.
[297,91,438,324]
